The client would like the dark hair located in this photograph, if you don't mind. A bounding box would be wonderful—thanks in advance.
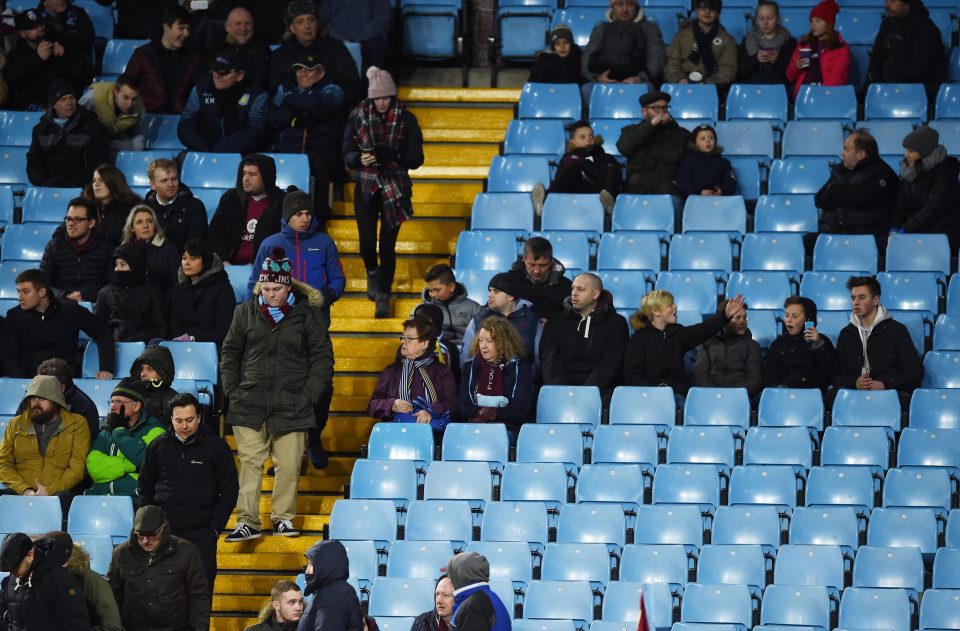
[849,130,880,160]
[169,392,202,418]
[425,263,455,285]
[85,164,140,208]
[66,197,97,220]
[115,74,141,92]
[161,5,190,27]
[846,275,881,297]
[15,268,48,291]
[784,295,818,326]
[756,0,780,16]
[523,236,553,260]
[183,239,214,273]
[402,316,438,347]
[37,358,73,386]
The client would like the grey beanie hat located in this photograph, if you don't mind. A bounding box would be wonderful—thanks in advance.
[25,375,67,409]
[282,191,314,223]
[902,125,939,157]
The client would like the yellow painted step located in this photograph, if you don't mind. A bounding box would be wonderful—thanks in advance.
[332,395,375,413]
[344,181,482,205]
[211,616,260,631]
[332,337,399,358]
[332,297,422,318]
[228,459,350,490]
[408,107,515,131]
[333,200,471,219]
[217,533,323,555]
[333,375,378,396]
[331,316,407,334]
[399,87,521,103]
[328,218,463,255]
[215,574,292,595]
[217,551,316,571]
[339,257,445,295]
[410,165,489,180]
[422,129,506,143]
[224,514,330,533]
[423,143,500,168]
[214,595,275,614]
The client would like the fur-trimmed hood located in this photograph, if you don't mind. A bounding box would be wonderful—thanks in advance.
[252,277,326,308]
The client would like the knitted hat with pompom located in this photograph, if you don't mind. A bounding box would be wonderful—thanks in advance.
[367,66,397,100]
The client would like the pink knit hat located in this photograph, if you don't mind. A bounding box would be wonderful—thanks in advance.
[367,66,397,99]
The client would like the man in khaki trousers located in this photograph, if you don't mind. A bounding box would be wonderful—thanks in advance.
[220,247,334,542]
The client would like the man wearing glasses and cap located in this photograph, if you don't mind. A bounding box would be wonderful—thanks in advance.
[107,505,210,631]
[616,90,690,197]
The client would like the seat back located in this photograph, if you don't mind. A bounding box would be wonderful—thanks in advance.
[368,577,437,618]
[684,387,750,427]
[423,461,493,502]
[516,424,584,466]
[758,389,824,431]
[753,194,818,233]
[821,426,891,469]
[852,545,924,592]
[404,500,473,544]
[518,83,582,121]
[712,504,782,547]
[813,234,878,274]
[774,544,845,590]
[839,587,912,631]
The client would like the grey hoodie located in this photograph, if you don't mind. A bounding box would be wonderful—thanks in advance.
[849,304,892,373]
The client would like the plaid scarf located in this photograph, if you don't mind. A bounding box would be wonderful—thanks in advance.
[399,354,436,404]
[258,292,295,329]
[352,99,411,229]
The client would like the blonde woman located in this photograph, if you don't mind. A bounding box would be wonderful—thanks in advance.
[121,204,180,290]
[623,289,745,398]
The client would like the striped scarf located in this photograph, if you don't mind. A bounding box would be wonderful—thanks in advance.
[258,292,295,328]
[399,354,436,404]
[352,99,411,229]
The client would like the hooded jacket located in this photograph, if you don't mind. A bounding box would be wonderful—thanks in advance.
[65,544,122,631]
[461,301,542,369]
[296,541,363,631]
[814,155,899,236]
[106,522,210,631]
[220,279,334,434]
[138,423,239,534]
[676,149,738,197]
[143,185,209,254]
[129,345,177,422]
[0,295,115,378]
[692,328,763,396]
[123,40,202,113]
[208,154,284,265]
[785,33,851,99]
[893,151,960,245]
[832,305,924,392]
[268,76,347,156]
[247,217,346,309]
[583,7,666,83]
[529,46,585,84]
[39,227,114,302]
[763,330,839,391]
[540,290,629,393]
[2,537,91,631]
[459,357,533,434]
[85,409,165,497]
[868,0,947,92]
[4,34,94,111]
[415,283,482,346]
[177,76,267,154]
[0,408,90,495]
[26,105,111,188]
[617,116,690,195]
[94,243,167,343]
[169,254,237,346]
[624,310,731,395]
[506,258,572,320]
[447,553,511,631]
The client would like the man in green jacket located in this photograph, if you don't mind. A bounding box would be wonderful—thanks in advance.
[221,247,334,542]
[85,378,164,497]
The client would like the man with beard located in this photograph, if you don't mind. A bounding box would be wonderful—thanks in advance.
[0,375,91,514]
[40,198,114,302]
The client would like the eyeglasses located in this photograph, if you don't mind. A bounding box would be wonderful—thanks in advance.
[63,216,90,223]
[398,335,421,342]
[108,399,136,408]
[135,528,162,540]
[645,104,670,112]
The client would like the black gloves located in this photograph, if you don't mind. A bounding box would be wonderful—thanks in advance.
[105,410,127,431]
[374,145,400,165]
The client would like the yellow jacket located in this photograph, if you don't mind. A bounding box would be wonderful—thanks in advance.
[0,410,91,495]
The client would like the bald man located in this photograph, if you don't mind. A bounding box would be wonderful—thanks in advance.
[200,7,271,89]
[539,273,629,402]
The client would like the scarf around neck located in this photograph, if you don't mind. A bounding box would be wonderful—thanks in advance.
[743,26,791,57]
[689,22,720,77]
[476,356,506,397]
[258,292,295,328]
[399,353,436,404]
[352,99,410,229]
[901,145,948,183]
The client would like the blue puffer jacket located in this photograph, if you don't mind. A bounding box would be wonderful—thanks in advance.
[246,217,346,310]
[297,541,363,631]
[177,77,267,154]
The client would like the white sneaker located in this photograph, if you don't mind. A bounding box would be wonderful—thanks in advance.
[531,183,546,217]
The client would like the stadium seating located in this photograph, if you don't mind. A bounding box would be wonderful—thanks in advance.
[504,119,566,160]
[790,506,861,549]
[713,504,782,547]
[813,234,878,274]
[773,544,845,591]
[471,193,535,232]
[368,577,436,618]
[794,85,858,125]
[864,83,928,124]
[757,388,824,431]
[537,386,602,427]
[518,83,581,121]
[588,84,647,119]
[909,388,960,429]
[725,83,788,127]
[782,121,845,158]
[715,122,775,161]
[1,225,52,261]
[540,542,613,582]
[681,583,755,628]
[832,389,902,432]
[743,426,815,469]
[442,423,509,467]
[753,194,819,233]
[729,464,803,508]
[652,463,723,507]
[768,158,832,195]
[610,195,675,234]
[682,196,747,235]
[923,351,960,388]
[348,459,418,505]
[0,495,61,534]
[404,500,473,545]
[684,387,750,427]
[668,233,734,273]
[575,463,648,507]
[806,465,878,510]
[423,461,494,504]
[591,425,660,466]
[366,422,434,463]
[455,230,520,270]
[516,424,585,467]
[67,495,134,544]
[0,111,42,146]
[21,187,81,224]
[480,500,550,546]
[541,194,605,234]
[821,426,892,469]
[760,584,831,630]
[500,463,570,507]
[662,84,719,123]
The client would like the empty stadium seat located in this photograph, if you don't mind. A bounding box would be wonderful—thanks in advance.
[794,85,858,125]
[684,387,750,427]
[865,83,928,124]
[923,351,960,388]
[263,153,310,191]
[932,548,960,588]
[532,230,591,271]
[21,187,82,223]
[782,121,845,158]
[348,459,418,505]
[728,157,763,200]
[740,233,805,274]
[471,193,535,232]
[0,185,13,227]
[0,111,42,146]
[0,495,61,534]
[760,584,831,631]
[832,389,902,432]
[821,426,892,469]
[423,461,493,504]
[853,545,924,592]
[328,499,398,542]
[867,507,941,556]
[115,150,179,187]
[70,534,112,575]
[715,121,775,161]
[0,378,30,414]
[368,577,436,618]
[698,543,767,588]
[404,500,473,545]
[588,83,647,119]
[537,386,601,427]
[591,425,660,466]
[768,158,832,195]
[713,504,782,547]
[634,504,705,547]
[597,232,664,271]
[753,194,819,233]
[541,542,613,583]
[442,423,509,467]
[181,152,241,189]
[860,120,919,158]
[495,0,555,62]
[813,234,878,274]
[725,271,793,310]
[743,426,815,469]
[158,341,218,384]
[1,224,52,261]
[454,230,520,270]
[909,388,960,429]
[518,81,582,121]
[897,427,960,468]
[610,195,675,234]
[488,156,552,193]
[773,544,845,591]
[102,38,147,75]
[73,378,118,418]
[839,587,911,631]
[919,589,960,631]
[600,269,655,310]
[729,464,803,508]
[931,119,960,156]
[652,463,723,507]
[663,84,719,122]
[142,114,185,150]
[467,540,535,583]
[602,581,671,627]
[877,272,939,316]
[883,466,952,512]
[789,506,861,549]
[681,583,755,628]
[757,389,825,431]
[609,386,676,427]
[800,272,853,311]
[575,463,649,508]
[480,500,550,545]
[81,340,145,381]
[504,119,566,160]
[725,83,789,127]
[666,426,735,467]
[806,465,879,510]
[385,540,455,579]
[523,580,595,623]
[500,463,569,507]
[367,422,434,463]
[935,314,960,351]
[516,424,585,467]
[541,194,605,234]
[67,495,134,544]
[682,196,747,235]
[669,233,734,273]
[655,271,722,314]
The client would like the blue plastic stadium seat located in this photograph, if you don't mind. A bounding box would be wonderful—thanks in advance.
[454,268,492,305]
[853,545,924,592]
[682,196,747,235]
[369,577,436,618]
[423,461,493,504]
[725,83,788,127]
[643,7,684,42]
[927,121,960,155]
[81,341,144,381]
[935,83,960,119]
[386,540,455,579]
[180,152,241,189]
[496,0,555,61]
[681,583,754,627]
[73,378,118,418]
[715,121,775,161]
[399,0,460,58]
[698,543,767,588]
[886,233,951,276]
[634,504,705,547]
[602,581,673,627]
[142,114,185,150]
[920,589,960,631]
[530,230,590,271]
[405,500,473,544]
[782,121,845,158]
[541,542,613,583]
[800,272,852,311]
[0,146,29,187]
[923,351,960,388]
[454,230,520,270]
[666,426,735,467]
[609,386,676,426]
[729,464,803,508]
[591,118,632,157]
[839,587,911,631]
[740,233,805,274]
[158,341,218,385]
[821,426,892,469]
[652,463,723,507]
[867,507,940,557]
[467,541,535,584]
[813,234,878,274]
[516,424,584,466]
[758,389,824,432]
[487,156,551,193]
[858,120,917,157]
[790,505,861,548]
[537,386,601,427]
[725,271,793,310]
[0,111,42,146]
[67,495,134,544]
[0,378,31,415]
[69,533,112,575]
[713,504,782,547]
[591,425,660,465]
[20,187,80,224]
[471,193,535,232]
[0,495,61,534]
[773,544,845,590]
[339,539,379,582]
[0,184,14,227]
[897,427,960,468]
[349,459,417,505]
[480,500,550,545]
[933,548,960,588]
[768,158,832,195]
[760,584,831,631]
[114,150,179,187]
[753,195,819,233]
[549,8,605,46]
[0,260,33,299]
[575,463,648,507]
[102,38,147,75]
[806,464,878,510]
[329,499,398,541]
[541,194,605,234]
[610,195,675,234]
[909,388,960,429]
[504,119,566,160]
[865,83,928,124]
[500,462,569,509]
[832,389,902,432]
[524,580,595,623]
[668,233,734,273]
[684,387,750,427]
[367,422,434,463]
[743,426,815,469]
[589,83,647,119]
[662,84,719,122]
[1,224,53,261]
[935,314,960,351]
[795,85,858,125]
[598,231,663,271]
[518,83,582,121]
[262,153,310,192]
[442,423,509,467]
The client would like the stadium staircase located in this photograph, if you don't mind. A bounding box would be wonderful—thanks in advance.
[210,87,521,631]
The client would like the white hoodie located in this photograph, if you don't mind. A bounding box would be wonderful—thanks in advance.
[849,304,892,373]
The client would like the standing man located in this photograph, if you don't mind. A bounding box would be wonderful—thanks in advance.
[143,158,209,253]
[221,248,334,542]
[107,505,210,631]
[244,580,304,630]
[540,273,629,402]
[617,90,690,196]
[40,197,114,302]
[506,236,573,321]
[139,392,239,591]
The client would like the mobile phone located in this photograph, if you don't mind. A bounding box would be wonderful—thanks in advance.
[190,0,209,9]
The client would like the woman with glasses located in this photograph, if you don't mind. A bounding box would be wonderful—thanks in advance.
[367,316,457,432]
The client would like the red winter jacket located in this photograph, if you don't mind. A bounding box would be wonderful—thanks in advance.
[124,41,202,114]
[785,34,851,99]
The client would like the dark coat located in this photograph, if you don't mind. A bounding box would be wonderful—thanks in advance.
[134,238,180,291]
[550,142,623,196]
[268,78,347,156]
[368,354,458,420]
[459,357,533,434]
[3,36,94,110]
[94,244,167,343]
[506,258,572,321]
[0,296,115,378]
[693,329,763,396]
[893,154,960,248]
[27,108,110,188]
[106,527,210,631]
[143,186,209,254]
[169,255,236,346]
[815,157,900,236]
[296,541,363,631]
[129,344,177,423]
[220,280,334,434]
[139,424,239,534]
[416,282,482,346]
[624,311,731,395]
[95,199,138,248]
[207,153,284,265]
[2,537,91,631]
[868,0,947,92]
[676,151,738,197]
[40,4,95,56]
[737,33,796,85]
[198,38,272,90]
[177,77,267,154]
[267,37,361,111]
[342,107,425,195]
[540,291,629,395]
[763,331,839,391]
[124,40,202,114]
[617,118,690,195]
[528,47,584,84]
[39,230,114,302]
[832,311,924,392]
